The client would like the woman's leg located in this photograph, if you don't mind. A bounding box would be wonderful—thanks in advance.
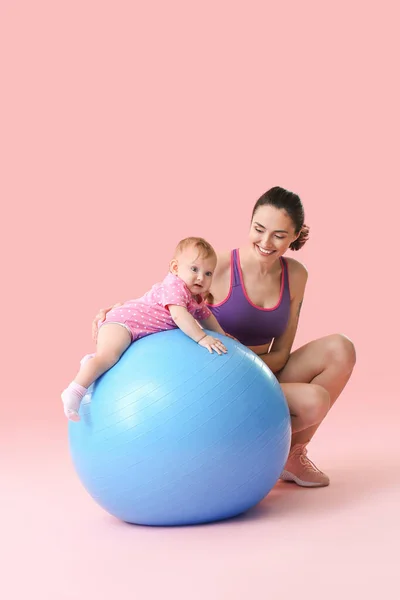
[277,334,356,486]
[278,334,356,442]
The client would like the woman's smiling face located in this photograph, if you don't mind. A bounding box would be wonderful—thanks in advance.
[249,204,299,262]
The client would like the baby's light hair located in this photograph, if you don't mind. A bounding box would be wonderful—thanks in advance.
[174,237,217,261]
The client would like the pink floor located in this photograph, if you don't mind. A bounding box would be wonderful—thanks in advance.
[3,396,398,600]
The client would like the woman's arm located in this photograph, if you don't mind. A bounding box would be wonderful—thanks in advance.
[92,302,123,341]
[258,259,308,373]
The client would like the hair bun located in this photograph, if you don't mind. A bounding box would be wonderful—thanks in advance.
[289,224,309,251]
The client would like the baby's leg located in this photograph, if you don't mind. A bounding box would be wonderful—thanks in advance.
[76,324,132,387]
[61,324,132,421]
[79,354,95,402]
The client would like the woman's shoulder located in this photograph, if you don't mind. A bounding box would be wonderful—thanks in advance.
[214,250,232,274]
[283,256,308,296]
[284,256,308,276]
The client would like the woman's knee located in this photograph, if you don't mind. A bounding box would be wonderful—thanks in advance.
[299,384,331,426]
[326,334,356,372]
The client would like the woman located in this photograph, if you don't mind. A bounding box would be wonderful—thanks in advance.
[93,187,356,487]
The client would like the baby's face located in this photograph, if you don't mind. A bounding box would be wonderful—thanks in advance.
[172,247,217,296]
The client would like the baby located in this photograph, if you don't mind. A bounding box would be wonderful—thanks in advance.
[61,236,228,421]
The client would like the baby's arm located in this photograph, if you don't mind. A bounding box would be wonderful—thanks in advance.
[168,305,227,354]
[199,313,226,335]
[200,314,239,342]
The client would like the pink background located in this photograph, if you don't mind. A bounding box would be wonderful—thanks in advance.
[1,2,398,599]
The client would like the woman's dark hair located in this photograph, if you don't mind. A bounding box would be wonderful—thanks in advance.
[252,186,310,251]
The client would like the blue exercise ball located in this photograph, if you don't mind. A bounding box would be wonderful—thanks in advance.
[69,329,291,526]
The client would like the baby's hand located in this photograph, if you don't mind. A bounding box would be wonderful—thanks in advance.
[198,335,227,355]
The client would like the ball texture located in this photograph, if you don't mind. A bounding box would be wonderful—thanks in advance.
[69,329,291,526]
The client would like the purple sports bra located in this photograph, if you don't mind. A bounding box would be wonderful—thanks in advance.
[207,249,291,347]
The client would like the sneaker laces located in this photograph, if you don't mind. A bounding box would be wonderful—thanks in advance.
[292,444,322,473]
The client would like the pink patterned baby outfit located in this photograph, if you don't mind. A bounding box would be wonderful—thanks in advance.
[100,272,212,341]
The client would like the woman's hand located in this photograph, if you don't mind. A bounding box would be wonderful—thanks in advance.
[91,303,123,342]
[224,332,239,342]
[198,335,227,355]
